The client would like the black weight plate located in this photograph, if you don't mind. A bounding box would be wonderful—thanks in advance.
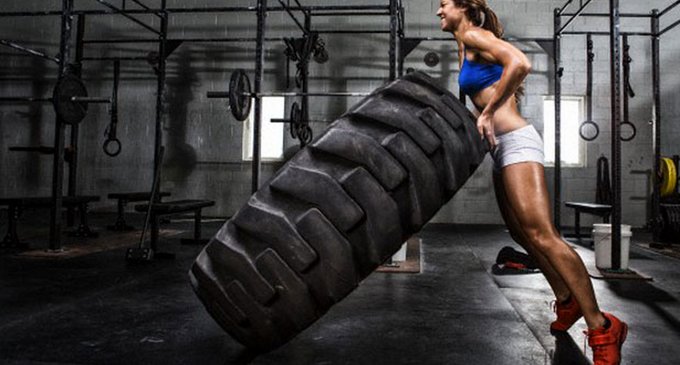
[229,69,252,122]
[424,51,440,67]
[290,102,301,124]
[53,74,88,125]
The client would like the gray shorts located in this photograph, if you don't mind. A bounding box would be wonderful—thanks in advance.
[491,124,544,173]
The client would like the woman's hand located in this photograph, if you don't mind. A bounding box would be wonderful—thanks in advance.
[477,110,496,149]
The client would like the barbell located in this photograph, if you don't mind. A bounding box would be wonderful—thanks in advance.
[0,74,111,125]
[207,69,372,121]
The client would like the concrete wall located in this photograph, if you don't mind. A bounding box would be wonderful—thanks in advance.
[1,0,679,229]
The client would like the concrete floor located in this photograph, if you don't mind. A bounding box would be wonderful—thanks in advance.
[1,215,679,364]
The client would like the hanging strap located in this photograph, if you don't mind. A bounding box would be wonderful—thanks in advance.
[596,156,612,205]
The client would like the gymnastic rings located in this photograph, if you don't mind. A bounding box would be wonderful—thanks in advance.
[579,120,636,142]
[103,138,122,157]
[620,121,637,142]
[579,120,600,141]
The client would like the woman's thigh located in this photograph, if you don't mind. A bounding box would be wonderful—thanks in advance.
[499,162,557,239]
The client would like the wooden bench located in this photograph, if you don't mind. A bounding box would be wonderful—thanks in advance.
[0,195,100,249]
[564,202,612,242]
[134,199,215,251]
[107,192,171,231]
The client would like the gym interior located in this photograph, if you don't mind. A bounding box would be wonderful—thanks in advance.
[1,0,680,364]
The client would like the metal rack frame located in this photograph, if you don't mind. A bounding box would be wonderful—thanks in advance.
[0,0,407,248]
[554,0,680,269]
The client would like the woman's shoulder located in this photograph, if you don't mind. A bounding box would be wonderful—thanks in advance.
[459,27,497,46]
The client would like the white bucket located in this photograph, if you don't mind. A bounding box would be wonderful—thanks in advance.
[391,241,408,262]
[592,223,632,269]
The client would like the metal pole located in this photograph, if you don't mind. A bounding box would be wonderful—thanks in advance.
[67,13,86,227]
[300,12,310,148]
[659,18,680,36]
[622,34,630,125]
[389,0,398,81]
[659,0,680,18]
[82,37,287,44]
[50,0,74,251]
[561,12,653,18]
[562,31,653,36]
[94,0,161,35]
[586,33,593,125]
[397,3,405,77]
[153,1,167,186]
[252,0,267,193]
[651,9,661,241]
[554,8,563,230]
[610,0,622,269]
[315,30,391,34]
[0,5,392,17]
[559,0,595,34]
[276,0,307,35]
[0,40,60,64]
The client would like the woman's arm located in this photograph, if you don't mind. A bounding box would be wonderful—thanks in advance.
[462,29,532,114]
[461,29,531,146]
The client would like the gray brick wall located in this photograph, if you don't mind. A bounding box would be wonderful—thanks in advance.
[1,0,678,229]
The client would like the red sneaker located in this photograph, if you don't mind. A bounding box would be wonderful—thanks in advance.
[550,296,583,332]
[585,313,628,365]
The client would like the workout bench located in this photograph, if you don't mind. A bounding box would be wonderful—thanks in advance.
[107,191,171,231]
[0,195,100,249]
[564,202,612,242]
[134,199,215,251]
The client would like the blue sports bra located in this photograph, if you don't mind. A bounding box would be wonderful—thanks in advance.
[458,58,504,96]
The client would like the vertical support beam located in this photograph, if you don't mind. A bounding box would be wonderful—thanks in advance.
[651,9,661,241]
[49,0,74,251]
[67,13,86,227]
[301,13,310,147]
[153,0,168,201]
[397,2,405,77]
[609,0,622,269]
[389,0,398,80]
[553,8,563,231]
[252,0,267,193]
[586,33,593,124]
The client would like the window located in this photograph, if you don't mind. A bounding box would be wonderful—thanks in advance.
[242,97,285,161]
[543,96,585,167]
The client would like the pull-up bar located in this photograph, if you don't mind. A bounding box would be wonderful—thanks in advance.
[0,5,392,17]
[561,12,652,18]
[562,31,654,36]
[93,0,160,35]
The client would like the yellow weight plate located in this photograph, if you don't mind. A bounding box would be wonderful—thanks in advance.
[660,157,677,197]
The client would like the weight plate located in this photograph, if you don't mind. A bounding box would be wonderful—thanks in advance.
[229,69,252,122]
[424,51,440,67]
[661,157,677,197]
[290,102,302,139]
[53,74,88,125]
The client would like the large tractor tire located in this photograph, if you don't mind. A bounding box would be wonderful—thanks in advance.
[189,71,489,351]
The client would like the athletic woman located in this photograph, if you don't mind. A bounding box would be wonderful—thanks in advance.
[436,1,627,364]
